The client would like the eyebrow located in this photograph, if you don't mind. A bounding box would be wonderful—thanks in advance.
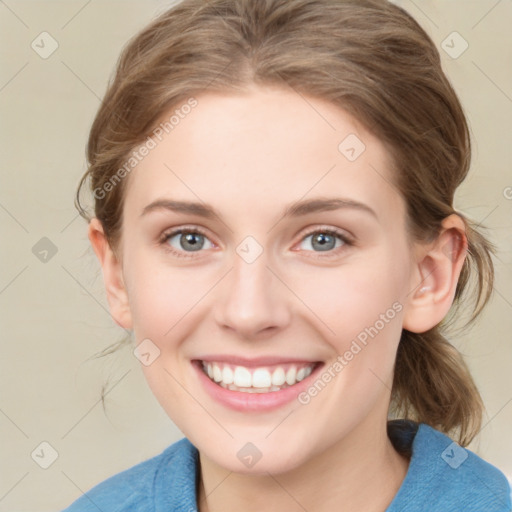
[140,197,377,221]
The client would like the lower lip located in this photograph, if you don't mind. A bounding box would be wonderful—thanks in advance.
[192,360,324,412]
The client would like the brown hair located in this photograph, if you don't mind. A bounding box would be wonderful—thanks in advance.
[76,0,494,446]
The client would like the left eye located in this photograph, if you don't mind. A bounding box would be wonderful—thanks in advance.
[298,230,349,253]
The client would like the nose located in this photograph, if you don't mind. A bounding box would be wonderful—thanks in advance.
[213,247,292,339]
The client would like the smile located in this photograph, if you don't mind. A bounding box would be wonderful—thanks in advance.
[200,361,318,393]
[192,357,324,412]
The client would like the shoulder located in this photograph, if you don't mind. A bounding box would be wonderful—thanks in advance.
[388,421,511,512]
[60,437,198,512]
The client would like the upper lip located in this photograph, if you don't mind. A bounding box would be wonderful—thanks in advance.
[194,355,322,367]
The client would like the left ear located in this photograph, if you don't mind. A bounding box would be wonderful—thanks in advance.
[402,214,468,333]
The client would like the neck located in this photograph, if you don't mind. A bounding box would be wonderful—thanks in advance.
[197,419,409,512]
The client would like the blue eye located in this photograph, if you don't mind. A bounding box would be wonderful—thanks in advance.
[160,227,214,258]
[297,228,352,257]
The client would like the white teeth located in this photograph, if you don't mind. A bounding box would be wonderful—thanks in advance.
[252,368,272,388]
[212,365,222,383]
[222,366,234,384]
[202,361,317,392]
[271,367,286,386]
[285,367,297,386]
[233,366,252,387]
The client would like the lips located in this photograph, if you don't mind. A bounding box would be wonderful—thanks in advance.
[192,357,324,411]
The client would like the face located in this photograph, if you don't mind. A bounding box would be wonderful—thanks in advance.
[114,85,419,474]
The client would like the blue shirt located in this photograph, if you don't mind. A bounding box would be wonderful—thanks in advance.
[61,421,511,511]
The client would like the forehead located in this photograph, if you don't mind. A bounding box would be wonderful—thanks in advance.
[122,86,404,227]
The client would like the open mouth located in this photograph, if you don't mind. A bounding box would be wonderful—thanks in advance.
[197,360,323,394]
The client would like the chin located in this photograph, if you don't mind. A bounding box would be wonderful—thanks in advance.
[196,434,315,476]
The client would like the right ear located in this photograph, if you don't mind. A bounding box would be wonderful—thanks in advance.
[87,218,133,330]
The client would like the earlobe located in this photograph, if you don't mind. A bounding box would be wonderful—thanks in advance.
[88,218,133,330]
[402,214,468,333]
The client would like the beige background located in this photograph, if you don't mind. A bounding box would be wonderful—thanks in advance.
[0,1,511,510]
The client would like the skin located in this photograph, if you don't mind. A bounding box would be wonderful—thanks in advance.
[88,84,468,512]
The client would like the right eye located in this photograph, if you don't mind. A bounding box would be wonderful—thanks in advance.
[160,226,215,258]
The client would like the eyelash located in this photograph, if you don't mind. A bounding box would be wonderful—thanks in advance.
[159,225,354,260]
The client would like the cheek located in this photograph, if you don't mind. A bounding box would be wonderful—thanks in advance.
[296,252,409,409]
[289,252,408,410]
[290,255,407,345]
[126,259,203,422]
[126,253,203,341]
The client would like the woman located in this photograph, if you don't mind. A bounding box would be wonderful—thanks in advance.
[63,0,511,510]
